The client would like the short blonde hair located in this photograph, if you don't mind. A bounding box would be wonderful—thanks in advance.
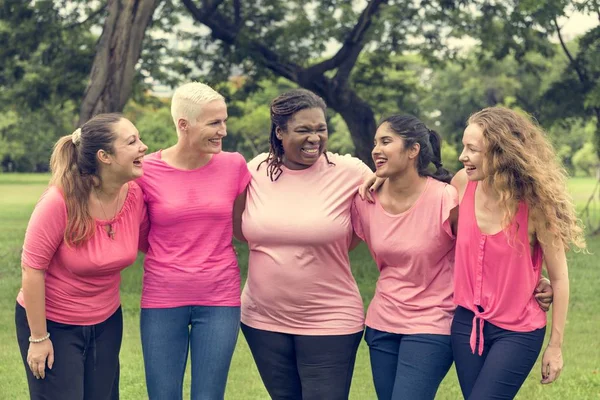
[170,82,225,129]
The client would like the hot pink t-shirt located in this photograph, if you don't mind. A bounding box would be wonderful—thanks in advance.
[241,153,373,335]
[137,151,251,308]
[454,180,546,355]
[17,182,148,325]
[351,178,458,335]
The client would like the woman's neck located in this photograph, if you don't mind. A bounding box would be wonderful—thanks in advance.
[384,168,427,198]
[163,141,212,170]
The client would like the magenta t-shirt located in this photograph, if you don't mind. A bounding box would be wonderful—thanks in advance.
[137,151,251,308]
[17,181,148,325]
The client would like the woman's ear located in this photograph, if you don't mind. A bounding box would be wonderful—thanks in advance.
[96,149,112,166]
[408,143,421,160]
[275,126,283,140]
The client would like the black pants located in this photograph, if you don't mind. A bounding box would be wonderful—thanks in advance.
[15,302,123,400]
[451,306,546,400]
[241,323,363,400]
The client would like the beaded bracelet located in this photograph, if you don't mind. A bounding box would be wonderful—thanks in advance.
[29,332,50,343]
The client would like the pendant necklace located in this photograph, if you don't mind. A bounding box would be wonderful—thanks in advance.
[94,187,120,239]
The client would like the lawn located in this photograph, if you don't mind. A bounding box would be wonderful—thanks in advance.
[0,174,599,399]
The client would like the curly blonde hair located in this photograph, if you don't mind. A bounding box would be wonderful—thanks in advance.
[468,106,586,251]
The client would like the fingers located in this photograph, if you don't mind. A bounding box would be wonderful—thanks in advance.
[358,186,366,200]
[366,188,374,203]
[541,363,561,384]
[37,361,46,379]
[28,360,41,379]
[47,351,54,370]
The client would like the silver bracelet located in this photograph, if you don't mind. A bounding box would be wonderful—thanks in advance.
[29,332,50,343]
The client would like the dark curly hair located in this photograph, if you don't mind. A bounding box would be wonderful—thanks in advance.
[259,89,334,181]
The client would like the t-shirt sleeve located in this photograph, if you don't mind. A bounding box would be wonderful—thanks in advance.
[351,193,366,241]
[236,153,251,195]
[21,187,67,270]
[335,153,373,184]
[441,183,459,238]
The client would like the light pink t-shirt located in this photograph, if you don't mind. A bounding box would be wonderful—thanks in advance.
[351,178,458,335]
[454,180,546,355]
[241,153,373,335]
[137,151,251,308]
[17,182,148,325]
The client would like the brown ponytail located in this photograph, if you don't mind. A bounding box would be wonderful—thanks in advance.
[49,113,121,246]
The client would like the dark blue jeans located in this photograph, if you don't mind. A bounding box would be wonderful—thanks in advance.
[140,306,240,400]
[365,326,453,400]
[451,306,546,400]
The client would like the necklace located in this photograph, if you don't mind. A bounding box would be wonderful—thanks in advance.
[94,186,121,239]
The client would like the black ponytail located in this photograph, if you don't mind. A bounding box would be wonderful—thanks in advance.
[379,115,454,183]
[426,128,453,183]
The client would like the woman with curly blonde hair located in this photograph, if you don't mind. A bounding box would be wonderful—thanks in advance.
[451,106,586,399]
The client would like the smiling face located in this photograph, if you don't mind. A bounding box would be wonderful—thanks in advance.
[179,99,228,154]
[277,107,328,170]
[372,122,419,178]
[459,123,486,181]
[103,118,148,180]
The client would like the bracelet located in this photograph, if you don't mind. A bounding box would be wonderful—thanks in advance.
[29,332,50,343]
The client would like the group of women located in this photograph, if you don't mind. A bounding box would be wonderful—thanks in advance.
[15,81,585,400]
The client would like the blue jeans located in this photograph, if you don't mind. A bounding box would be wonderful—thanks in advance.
[451,306,546,399]
[140,306,240,400]
[365,326,453,400]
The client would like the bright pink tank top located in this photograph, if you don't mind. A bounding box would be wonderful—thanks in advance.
[453,180,546,355]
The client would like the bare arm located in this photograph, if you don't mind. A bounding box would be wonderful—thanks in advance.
[536,221,569,384]
[22,265,54,378]
[450,168,468,203]
[233,189,247,242]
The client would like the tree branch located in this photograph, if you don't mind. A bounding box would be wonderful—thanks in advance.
[181,0,303,82]
[305,0,387,80]
[553,16,586,84]
[65,3,107,29]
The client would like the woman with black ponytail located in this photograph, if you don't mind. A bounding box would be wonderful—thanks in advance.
[351,115,457,400]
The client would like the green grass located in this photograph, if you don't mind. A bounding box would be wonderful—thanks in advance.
[1,174,599,399]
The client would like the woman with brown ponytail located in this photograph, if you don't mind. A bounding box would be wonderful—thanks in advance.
[15,113,148,400]
[233,89,373,399]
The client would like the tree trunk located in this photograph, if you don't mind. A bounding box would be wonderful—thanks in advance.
[333,93,377,170]
[78,0,161,125]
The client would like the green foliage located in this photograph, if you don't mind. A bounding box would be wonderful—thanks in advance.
[124,100,176,154]
[0,0,96,109]
[573,142,600,176]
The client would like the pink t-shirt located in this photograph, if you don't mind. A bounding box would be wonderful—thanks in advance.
[241,153,373,335]
[454,180,546,355]
[137,151,251,308]
[351,178,458,335]
[17,182,147,325]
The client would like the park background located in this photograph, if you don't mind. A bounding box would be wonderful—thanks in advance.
[1,0,599,398]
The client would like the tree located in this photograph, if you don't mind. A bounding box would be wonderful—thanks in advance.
[467,0,600,157]
[175,0,476,166]
[78,0,162,124]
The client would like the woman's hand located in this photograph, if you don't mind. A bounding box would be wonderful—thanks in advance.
[27,339,54,379]
[358,174,385,203]
[540,344,563,384]
[534,277,553,312]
